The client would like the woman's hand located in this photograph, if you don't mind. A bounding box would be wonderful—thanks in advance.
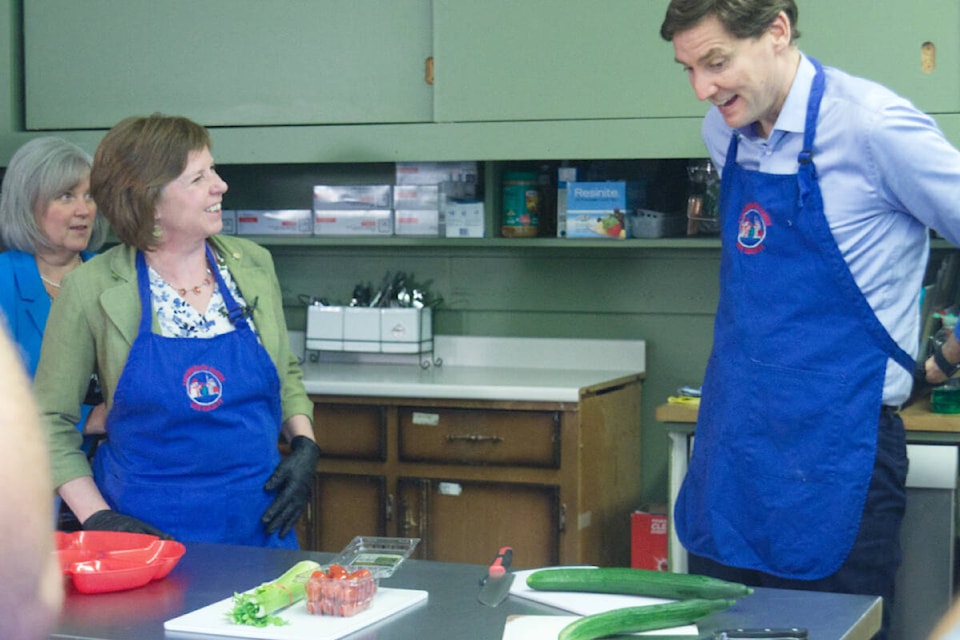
[261,435,320,537]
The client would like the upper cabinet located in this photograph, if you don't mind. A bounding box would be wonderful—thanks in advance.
[798,0,960,114]
[11,0,960,161]
[23,0,433,130]
[433,0,703,122]
[432,0,960,123]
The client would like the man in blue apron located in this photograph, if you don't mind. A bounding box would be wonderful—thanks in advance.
[661,2,960,637]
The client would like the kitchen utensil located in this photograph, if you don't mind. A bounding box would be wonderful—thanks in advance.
[715,630,808,639]
[164,587,428,639]
[478,546,515,607]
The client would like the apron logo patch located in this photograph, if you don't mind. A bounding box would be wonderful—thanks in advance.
[184,365,225,412]
[737,202,771,254]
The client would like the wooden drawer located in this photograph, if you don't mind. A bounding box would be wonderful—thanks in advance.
[398,406,560,467]
[313,403,386,461]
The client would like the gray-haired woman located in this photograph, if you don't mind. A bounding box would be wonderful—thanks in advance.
[0,137,110,485]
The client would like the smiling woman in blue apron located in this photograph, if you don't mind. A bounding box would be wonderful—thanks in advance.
[33,114,319,548]
[661,2,960,639]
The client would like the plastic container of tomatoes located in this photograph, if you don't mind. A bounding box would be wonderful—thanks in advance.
[330,536,420,580]
[305,564,377,617]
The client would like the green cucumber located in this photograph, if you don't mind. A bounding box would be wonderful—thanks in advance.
[526,567,753,600]
[558,598,734,640]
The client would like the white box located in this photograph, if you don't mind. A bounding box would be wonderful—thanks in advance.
[394,210,440,236]
[236,210,312,236]
[305,306,344,351]
[312,185,392,209]
[393,185,440,210]
[220,209,236,235]
[312,209,394,236]
[443,200,485,238]
[343,308,381,352]
[395,161,478,186]
[381,308,433,354]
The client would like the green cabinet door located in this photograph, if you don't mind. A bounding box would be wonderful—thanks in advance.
[434,0,960,123]
[799,0,960,113]
[433,0,703,122]
[24,0,433,130]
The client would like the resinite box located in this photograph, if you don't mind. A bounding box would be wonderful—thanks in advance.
[561,181,646,239]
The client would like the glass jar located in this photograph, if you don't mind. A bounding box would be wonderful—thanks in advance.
[686,159,720,235]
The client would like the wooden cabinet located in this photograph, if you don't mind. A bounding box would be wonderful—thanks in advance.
[303,378,642,568]
[22,0,433,130]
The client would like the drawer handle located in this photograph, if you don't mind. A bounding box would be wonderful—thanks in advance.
[446,434,504,444]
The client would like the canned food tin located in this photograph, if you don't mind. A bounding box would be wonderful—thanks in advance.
[501,171,540,237]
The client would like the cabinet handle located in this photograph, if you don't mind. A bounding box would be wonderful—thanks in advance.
[424,56,434,85]
[446,434,504,444]
[402,501,418,534]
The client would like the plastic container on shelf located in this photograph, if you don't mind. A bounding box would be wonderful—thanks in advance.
[501,171,540,237]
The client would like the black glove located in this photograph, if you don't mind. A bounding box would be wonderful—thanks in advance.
[83,509,173,539]
[261,435,320,537]
[903,359,936,409]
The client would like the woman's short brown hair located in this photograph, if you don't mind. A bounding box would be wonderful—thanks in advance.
[90,114,211,251]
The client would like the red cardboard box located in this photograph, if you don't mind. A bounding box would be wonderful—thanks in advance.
[631,510,668,571]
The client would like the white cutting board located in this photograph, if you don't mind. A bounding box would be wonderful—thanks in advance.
[164,587,428,639]
[507,568,698,635]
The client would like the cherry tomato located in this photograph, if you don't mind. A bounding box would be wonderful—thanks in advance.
[328,564,349,580]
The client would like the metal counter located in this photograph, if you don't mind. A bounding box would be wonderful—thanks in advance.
[52,542,880,640]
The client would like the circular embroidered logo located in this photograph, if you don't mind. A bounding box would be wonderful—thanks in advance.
[184,365,225,412]
[737,202,772,254]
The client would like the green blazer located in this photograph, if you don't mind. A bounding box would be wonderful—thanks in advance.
[35,235,314,489]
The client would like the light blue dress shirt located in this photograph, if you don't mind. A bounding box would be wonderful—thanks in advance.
[702,53,960,406]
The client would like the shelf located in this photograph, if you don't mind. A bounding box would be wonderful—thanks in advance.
[248,236,723,250]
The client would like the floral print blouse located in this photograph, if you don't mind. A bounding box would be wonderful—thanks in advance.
[148,261,259,338]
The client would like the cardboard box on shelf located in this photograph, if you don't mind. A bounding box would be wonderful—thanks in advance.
[395,161,478,186]
[443,200,485,238]
[313,209,394,236]
[313,185,394,236]
[236,209,312,236]
[394,185,440,236]
[219,209,236,235]
[313,185,392,210]
[631,509,668,571]
[561,181,646,239]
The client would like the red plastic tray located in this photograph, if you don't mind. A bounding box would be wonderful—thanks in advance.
[56,531,185,594]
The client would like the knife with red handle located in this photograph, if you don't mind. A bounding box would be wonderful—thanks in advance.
[478,546,514,607]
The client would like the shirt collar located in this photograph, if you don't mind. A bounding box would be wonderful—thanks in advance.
[740,52,815,141]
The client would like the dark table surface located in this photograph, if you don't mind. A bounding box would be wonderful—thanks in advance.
[51,542,881,640]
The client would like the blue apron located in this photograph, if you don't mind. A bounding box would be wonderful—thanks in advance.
[675,59,914,579]
[93,245,297,548]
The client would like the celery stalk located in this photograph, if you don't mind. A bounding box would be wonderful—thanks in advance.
[227,560,321,627]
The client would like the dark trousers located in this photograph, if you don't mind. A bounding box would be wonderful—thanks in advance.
[688,406,908,640]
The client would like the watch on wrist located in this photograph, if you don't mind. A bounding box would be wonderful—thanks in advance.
[933,343,960,378]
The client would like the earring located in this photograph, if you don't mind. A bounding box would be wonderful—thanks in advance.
[152,223,163,238]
